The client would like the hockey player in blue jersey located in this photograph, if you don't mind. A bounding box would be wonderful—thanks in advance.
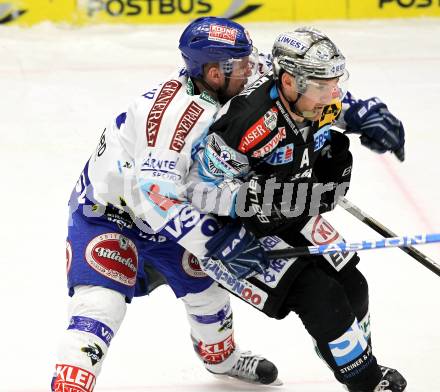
[52,17,279,392]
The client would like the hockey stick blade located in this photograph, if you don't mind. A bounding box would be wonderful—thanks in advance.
[338,197,440,277]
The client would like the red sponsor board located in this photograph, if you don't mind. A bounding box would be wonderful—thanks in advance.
[85,233,138,286]
[197,334,236,364]
[208,24,237,45]
[169,101,204,152]
[146,80,182,147]
[311,216,340,245]
[53,364,96,392]
[251,127,286,158]
[238,117,270,153]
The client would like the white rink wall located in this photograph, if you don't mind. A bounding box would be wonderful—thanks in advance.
[0,19,439,391]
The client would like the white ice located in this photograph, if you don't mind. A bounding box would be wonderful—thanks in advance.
[0,18,439,392]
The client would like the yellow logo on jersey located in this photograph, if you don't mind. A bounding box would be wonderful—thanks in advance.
[319,99,342,127]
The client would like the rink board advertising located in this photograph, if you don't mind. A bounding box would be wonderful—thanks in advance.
[1,0,439,25]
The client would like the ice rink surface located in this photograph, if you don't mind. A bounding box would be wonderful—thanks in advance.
[1,18,439,392]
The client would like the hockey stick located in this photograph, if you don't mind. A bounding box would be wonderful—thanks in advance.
[266,199,440,277]
[265,232,440,265]
[337,197,440,277]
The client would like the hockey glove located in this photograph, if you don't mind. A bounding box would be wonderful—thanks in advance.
[205,222,269,279]
[314,130,353,213]
[344,96,405,161]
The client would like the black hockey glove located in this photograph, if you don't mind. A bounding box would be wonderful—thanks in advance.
[235,174,317,238]
[205,222,269,279]
[314,130,353,213]
[344,96,405,161]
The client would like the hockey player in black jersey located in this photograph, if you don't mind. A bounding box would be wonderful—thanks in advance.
[193,27,407,391]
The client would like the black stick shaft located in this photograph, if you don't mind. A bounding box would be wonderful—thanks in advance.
[338,197,440,277]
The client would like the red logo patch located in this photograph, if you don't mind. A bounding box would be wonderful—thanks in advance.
[53,364,96,392]
[238,117,271,153]
[197,334,236,364]
[169,101,204,152]
[146,80,182,147]
[208,24,237,45]
[147,184,182,211]
[66,240,72,274]
[181,250,207,278]
[311,216,340,245]
[85,233,138,286]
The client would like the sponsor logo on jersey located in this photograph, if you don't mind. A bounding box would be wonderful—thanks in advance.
[319,101,342,127]
[53,364,96,392]
[146,183,182,211]
[239,75,270,97]
[170,101,204,152]
[314,126,331,151]
[81,343,104,366]
[208,24,237,45]
[68,316,114,347]
[142,153,178,171]
[94,128,107,160]
[219,313,233,332]
[265,143,294,165]
[138,233,167,242]
[260,236,282,249]
[263,107,278,130]
[146,79,182,147]
[197,334,236,364]
[186,78,195,96]
[290,168,312,180]
[275,99,300,135]
[303,216,353,271]
[311,216,339,245]
[191,304,231,325]
[200,91,217,106]
[141,153,181,180]
[202,258,267,309]
[66,240,72,274]
[238,117,271,153]
[329,319,369,367]
[181,250,207,278]
[256,236,296,288]
[251,127,286,158]
[85,233,138,286]
[256,257,296,288]
[163,206,217,241]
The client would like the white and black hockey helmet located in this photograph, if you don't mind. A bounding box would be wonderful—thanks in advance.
[272,27,348,95]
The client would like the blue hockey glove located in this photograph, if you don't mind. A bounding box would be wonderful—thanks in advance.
[344,96,405,161]
[205,223,269,279]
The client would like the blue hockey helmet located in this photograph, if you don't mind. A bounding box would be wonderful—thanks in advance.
[179,17,253,79]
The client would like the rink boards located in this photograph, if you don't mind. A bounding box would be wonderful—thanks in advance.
[1,0,440,26]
